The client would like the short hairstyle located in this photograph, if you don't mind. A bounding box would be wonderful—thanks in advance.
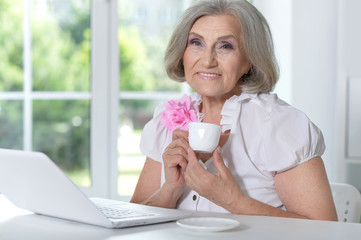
[164,0,279,93]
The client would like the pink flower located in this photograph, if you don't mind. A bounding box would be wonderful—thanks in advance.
[161,94,198,135]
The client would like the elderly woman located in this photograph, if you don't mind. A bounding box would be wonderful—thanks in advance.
[131,0,338,221]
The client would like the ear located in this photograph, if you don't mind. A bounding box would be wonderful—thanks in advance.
[241,65,253,80]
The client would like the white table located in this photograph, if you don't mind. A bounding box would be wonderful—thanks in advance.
[1,194,360,240]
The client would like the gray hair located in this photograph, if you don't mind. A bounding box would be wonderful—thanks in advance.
[164,0,279,93]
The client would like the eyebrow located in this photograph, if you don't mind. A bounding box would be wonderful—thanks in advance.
[188,32,237,42]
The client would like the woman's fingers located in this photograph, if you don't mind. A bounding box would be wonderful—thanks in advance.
[186,147,198,164]
[172,129,189,141]
[184,148,210,189]
[212,147,227,174]
[184,147,242,209]
[164,137,189,162]
[161,131,192,189]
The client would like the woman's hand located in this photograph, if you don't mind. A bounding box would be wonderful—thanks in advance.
[184,147,244,212]
[132,129,190,209]
[162,129,190,194]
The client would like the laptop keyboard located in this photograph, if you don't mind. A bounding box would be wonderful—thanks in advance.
[95,204,156,219]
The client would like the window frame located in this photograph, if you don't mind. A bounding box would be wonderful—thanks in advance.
[84,0,119,198]
[0,0,192,200]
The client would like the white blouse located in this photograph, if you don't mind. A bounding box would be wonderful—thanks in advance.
[139,92,325,213]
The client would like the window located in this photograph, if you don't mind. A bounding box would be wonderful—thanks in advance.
[117,0,194,197]
[0,0,91,188]
[0,0,195,199]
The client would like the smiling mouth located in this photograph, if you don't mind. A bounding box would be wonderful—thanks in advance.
[197,72,221,78]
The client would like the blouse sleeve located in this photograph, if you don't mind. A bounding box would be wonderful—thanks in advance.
[259,106,325,173]
[139,103,171,163]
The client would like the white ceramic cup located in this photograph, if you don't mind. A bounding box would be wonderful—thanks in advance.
[188,122,222,153]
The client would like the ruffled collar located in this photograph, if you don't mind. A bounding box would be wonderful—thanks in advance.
[227,91,258,103]
[192,92,259,132]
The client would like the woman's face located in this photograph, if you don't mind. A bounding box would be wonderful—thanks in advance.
[182,14,250,99]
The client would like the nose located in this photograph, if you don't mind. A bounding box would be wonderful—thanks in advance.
[201,48,217,68]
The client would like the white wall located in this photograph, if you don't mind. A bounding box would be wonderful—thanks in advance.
[337,0,361,190]
[254,0,338,180]
[291,0,338,181]
[253,0,293,104]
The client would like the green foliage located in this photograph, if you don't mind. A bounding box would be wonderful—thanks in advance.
[144,35,182,92]
[32,100,90,172]
[0,0,91,171]
[31,2,90,91]
[0,0,23,91]
[0,0,180,173]
[62,1,91,45]
[0,101,23,149]
[119,27,156,91]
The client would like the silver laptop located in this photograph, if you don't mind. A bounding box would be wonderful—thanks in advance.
[0,148,192,228]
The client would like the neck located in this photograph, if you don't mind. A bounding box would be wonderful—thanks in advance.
[198,86,242,124]
[200,99,223,124]
[200,91,241,124]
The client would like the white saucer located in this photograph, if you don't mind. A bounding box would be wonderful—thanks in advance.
[176,217,240,232]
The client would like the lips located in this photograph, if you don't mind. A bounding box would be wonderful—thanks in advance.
[196,71,221,80]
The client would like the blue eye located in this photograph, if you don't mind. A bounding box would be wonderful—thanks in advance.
[190,39,202,46]
[221,43,233,49]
